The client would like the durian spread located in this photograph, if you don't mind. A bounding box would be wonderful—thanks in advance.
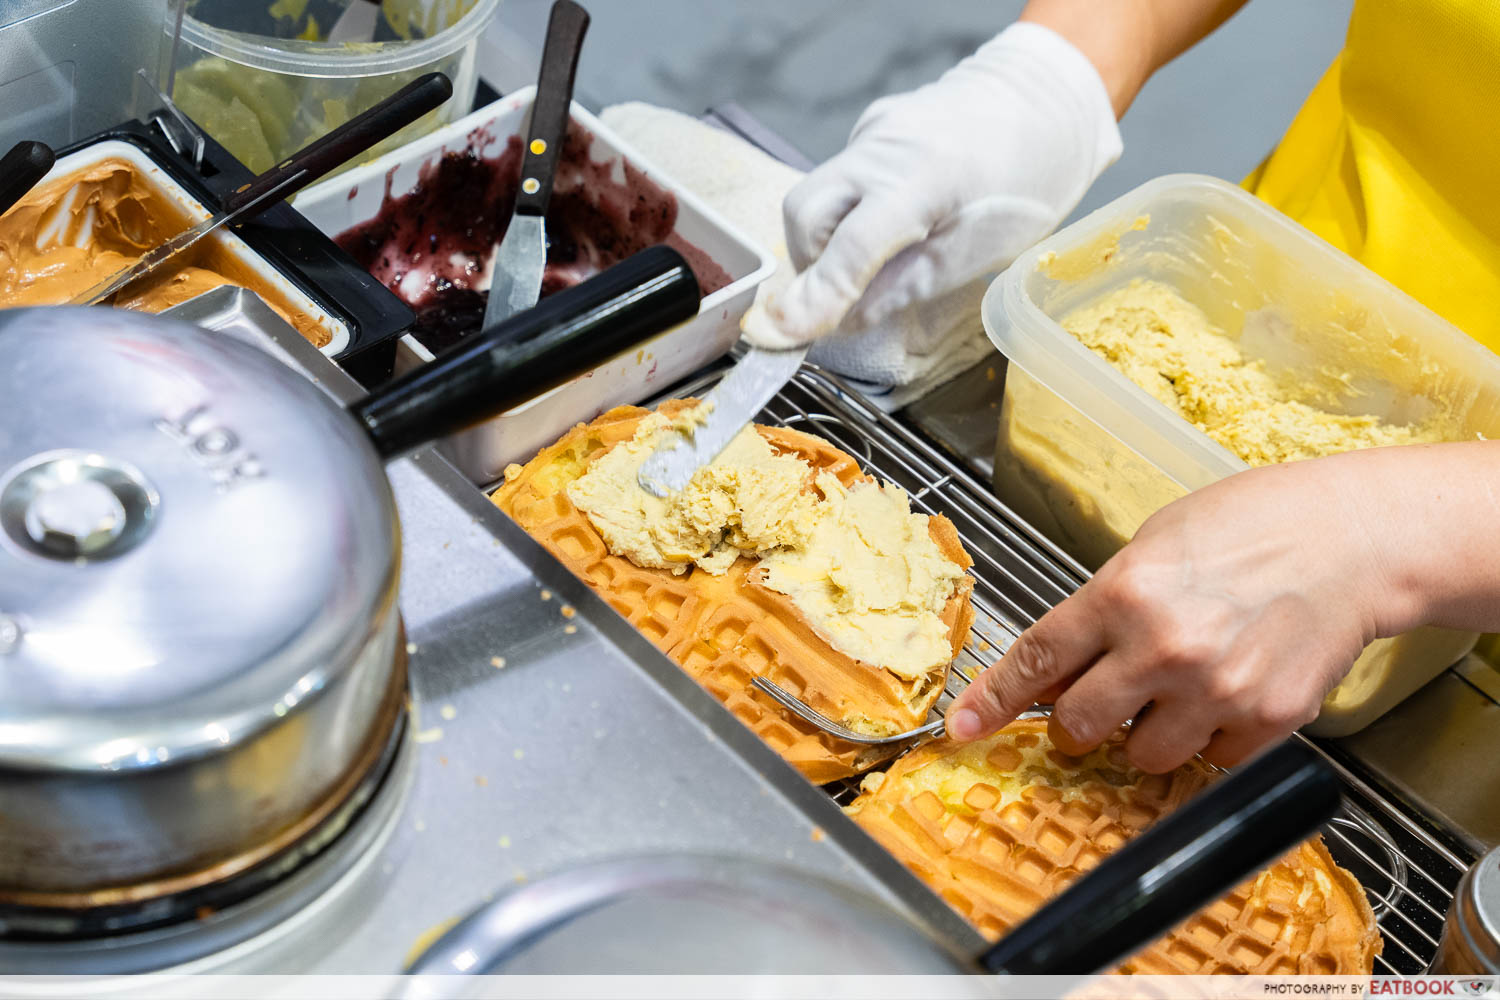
[565,409,966,679]
[1065,280,1443,465]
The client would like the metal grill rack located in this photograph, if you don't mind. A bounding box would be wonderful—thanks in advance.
[660,361,1472,974]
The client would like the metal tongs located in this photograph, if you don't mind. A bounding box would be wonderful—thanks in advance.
[751,597,1017,746]
[751,675,949,745]
[750,633,1018,745]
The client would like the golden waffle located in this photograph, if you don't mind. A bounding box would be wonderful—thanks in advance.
[492,402,976,783]
[847,720,1381,974]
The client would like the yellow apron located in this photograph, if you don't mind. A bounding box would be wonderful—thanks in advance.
[1246,0,1500,663]
[1244,0,1500,353]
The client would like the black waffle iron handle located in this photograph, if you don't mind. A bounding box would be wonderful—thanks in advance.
[0,141,55,217]
[352,245,701,459]
[980,740,1342,975]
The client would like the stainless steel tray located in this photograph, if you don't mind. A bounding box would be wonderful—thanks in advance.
[4,296,1470,974]
[0,295,985,974]
[654,359,1474,975]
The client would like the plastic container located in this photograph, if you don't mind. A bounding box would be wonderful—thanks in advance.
[294,86,776,484]
[6,137,350,353]
[983,173,1500,736]
[169,0,500,175]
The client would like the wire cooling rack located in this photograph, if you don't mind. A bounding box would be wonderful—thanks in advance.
[656,361,1472,973]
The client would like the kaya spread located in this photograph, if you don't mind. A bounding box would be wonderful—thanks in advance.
[0,159,329,346]
[1063,280,1443,465]
[561,410,967,680]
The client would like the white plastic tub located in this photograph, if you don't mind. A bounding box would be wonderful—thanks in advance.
[295,86,776,483]
[7,139,349,354]
[983,173,1500,736]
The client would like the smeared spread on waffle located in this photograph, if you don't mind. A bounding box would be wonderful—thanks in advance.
[492,401,976,782]
[847,719,1382,974]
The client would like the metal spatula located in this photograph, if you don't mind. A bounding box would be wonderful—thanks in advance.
[480,0,590,331]
[637,344,808,496]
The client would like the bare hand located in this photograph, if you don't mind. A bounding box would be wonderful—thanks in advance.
[948,455,1405,771]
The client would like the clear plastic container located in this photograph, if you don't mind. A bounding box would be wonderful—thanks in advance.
[169,0,500,174]
[983,173,1500,736]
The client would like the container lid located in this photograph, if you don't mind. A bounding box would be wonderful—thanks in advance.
[0,0,169,152]
[0,307,397,773]
[403,856,965,978]
[1456,848,1500,970]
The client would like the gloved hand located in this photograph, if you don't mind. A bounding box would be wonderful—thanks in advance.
[742,21,1123,351]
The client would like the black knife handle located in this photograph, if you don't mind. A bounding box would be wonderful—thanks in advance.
[0,141,55,217]
[353,245,700,460]
[223,72,453,213]
[514,0,590,217]
[980,741,1342,975]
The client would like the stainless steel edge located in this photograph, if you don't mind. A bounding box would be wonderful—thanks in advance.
[0,298,986,973]
[404,450,990,956]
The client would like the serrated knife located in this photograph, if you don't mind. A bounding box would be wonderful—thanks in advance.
[636,343,808,497]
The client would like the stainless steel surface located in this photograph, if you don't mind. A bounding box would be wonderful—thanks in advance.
[67,169,309,306]
[1432,846,1500,973]
[1456,653,1500,705]
[752,676,947,746]
[0,305,400,899]
[403,855,962,975]
[0,321,982,971]
[637,344,808,496]
[655,359,1473,975]
[900,355,1002,481]
[1333,661,1500,852]
[481,211,546,329]
[158,284,312,364]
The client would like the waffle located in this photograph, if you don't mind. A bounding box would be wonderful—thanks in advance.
[492,402,976,783]
[847,720,1381,974]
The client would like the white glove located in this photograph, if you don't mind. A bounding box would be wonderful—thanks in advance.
[742,21,1123,351]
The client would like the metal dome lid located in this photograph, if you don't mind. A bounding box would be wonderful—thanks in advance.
[0,307,398,773]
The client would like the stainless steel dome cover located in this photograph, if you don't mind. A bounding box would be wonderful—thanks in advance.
[0,307,399,773]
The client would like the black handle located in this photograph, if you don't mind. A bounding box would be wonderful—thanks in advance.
[0,141,55,217]
[980,741,1342,975]
[353,245,700,459]
[223,72,453,213]
[514,0,590,217]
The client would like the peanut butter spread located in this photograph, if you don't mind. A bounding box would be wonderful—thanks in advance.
[566,410,966,679]
[1064,280,1442,465]
[0,159,328,346]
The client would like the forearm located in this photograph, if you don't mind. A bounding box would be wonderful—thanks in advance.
[1019,0,1250,116]
[1339,440,1500,636]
